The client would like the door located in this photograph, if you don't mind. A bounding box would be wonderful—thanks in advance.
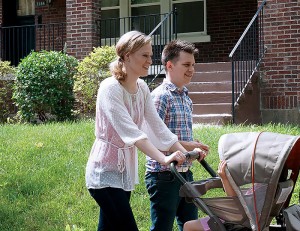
[2,0,35,66]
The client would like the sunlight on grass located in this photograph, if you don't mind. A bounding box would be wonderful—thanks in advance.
[0,121,299,230]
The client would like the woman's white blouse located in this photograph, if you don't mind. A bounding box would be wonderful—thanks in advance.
[85,77,178,191]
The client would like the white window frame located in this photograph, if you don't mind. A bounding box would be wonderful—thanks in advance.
[168,0,210,43]
[101,0,210,43]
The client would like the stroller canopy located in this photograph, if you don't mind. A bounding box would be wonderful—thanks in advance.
[218,132,300,231]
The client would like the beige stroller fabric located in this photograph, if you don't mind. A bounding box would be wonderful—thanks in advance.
[218,132,300,231]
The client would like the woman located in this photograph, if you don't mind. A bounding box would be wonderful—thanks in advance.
[85,31,191,231]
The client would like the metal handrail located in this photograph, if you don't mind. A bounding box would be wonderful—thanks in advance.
[229,1,266,58]
[147,10,177,88]
[229,0,267,123]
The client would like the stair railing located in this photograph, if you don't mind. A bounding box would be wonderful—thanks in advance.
[229,0,267,123]
[147,10,177,89]
[97,10,177,88]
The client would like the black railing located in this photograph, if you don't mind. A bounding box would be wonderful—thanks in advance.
[147,11,177,88]
[0,23,66,66]
[229,0,267,123]
[96,11,177,87]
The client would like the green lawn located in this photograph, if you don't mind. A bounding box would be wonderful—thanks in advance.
[0,121,299,231]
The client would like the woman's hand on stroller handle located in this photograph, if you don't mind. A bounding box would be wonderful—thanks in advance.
[165,151,186,165]
[170,148,207,165]
[170,150,217,183]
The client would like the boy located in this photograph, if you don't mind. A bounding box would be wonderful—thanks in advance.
[145,40,209,231]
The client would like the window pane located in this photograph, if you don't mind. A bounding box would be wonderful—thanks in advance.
[131,6,160,34]
[173,1,204,33]
[131,0,159,4]
[131,5,160,16]
[101,0,119,7]
[101,9,120,38]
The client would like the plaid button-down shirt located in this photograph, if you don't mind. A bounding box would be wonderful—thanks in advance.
[146,80,194,172]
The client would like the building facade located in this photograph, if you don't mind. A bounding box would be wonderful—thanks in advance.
[0,0,299,124]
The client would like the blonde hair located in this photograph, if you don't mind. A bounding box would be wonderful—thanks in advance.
[110,31,152,81]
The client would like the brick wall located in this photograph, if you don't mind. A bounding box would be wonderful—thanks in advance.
[35,0,66,24]
[259,0,300,111]
[35,0,66,52]
[66,0,101,61]
[195,0,257,63]
[34,0,101,61]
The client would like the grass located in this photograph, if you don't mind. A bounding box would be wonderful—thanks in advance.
[0,121,299,231]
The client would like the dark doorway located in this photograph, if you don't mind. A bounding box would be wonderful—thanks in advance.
[1,1,35,66]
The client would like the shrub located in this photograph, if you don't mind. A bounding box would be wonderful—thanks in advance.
[0,61,16,123]
[73,46,116,117]
[13,50,78,123]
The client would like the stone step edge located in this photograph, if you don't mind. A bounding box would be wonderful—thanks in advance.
[193,103,231,106]
[189,91,232,94]
[192,113,232,117]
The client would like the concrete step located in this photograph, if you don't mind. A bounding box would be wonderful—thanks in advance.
[194,62,231,72]
[191,71,231,82]
[192,114,232,125]
[189,92,232,104]
[187,81,232,92]
[189,62,233,124]
[193,103,232,115]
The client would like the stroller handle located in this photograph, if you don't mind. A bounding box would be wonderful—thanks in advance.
[184,150,201,160]
[170,151,217,182]
[170,151,227,231]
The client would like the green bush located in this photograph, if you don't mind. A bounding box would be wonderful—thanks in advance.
[73,46,116,116]
[13,51,78,123]
[0,61,16,123]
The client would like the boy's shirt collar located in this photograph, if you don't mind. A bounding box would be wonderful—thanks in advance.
[163,79,188,94]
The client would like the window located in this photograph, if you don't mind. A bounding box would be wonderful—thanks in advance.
[173,1,204,33]
[131,1,160,35]
[18,0,35,16]
[100,0,210,43]
[171,0,209,42]
[101,0,119,7]
[100,0,120,39]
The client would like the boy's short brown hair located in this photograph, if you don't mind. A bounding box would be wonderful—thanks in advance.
[161,40,198,66]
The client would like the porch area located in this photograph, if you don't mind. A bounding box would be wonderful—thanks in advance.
[0,0,267,125]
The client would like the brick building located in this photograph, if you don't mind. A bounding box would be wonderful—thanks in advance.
[0,0,299,124]
[258,0,300,124]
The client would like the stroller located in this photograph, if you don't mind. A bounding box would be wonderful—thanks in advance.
[170,132,300,231]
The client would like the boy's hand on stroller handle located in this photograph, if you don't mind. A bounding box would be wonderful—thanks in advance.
[194,139,209,152]
[186,149,217,178]
[192,148,208,161]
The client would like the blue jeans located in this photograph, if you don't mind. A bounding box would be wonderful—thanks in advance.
[145,170,198,231]
[89,188,139,231]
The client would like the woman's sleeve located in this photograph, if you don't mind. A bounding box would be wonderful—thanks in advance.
[97,79,147,146]
[141,82,178,151]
